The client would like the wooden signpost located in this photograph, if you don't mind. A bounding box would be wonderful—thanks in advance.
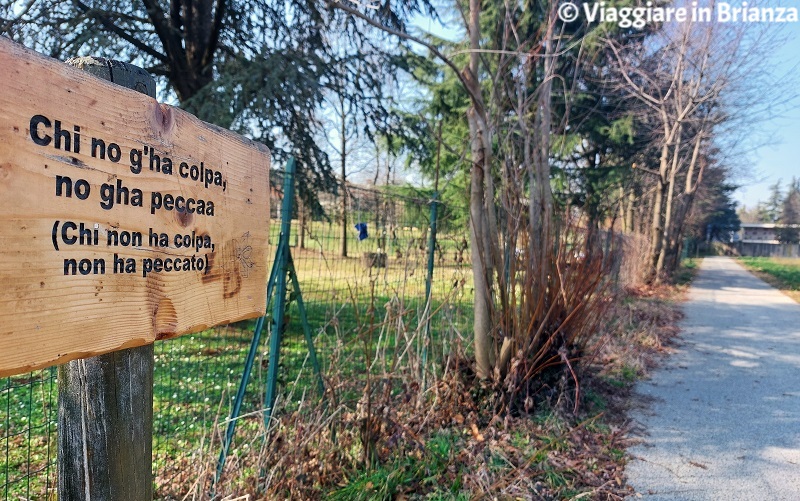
[0,37,270,377]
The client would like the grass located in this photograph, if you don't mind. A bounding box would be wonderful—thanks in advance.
[739,257,800,288]
[1,217,473,500]
[329,430,464,501]
[0,329,260,500]
[153,238,474,499]
[248,398,634,500]
[674,257,699,286]
[739,257,800,302]
[152,327,260,491]
[0,369,57,501]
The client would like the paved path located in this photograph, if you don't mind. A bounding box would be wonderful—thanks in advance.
[626,257,800,500]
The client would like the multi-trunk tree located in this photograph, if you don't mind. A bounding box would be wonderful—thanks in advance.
[331,0,622,406]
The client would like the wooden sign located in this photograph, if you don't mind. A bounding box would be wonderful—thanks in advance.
[0,38,270,377]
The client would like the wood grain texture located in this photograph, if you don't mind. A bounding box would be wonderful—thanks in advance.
[58,56,157,501]
[0,38,270,377]
[58,344,155,501]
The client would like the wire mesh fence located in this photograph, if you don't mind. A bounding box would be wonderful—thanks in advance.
[205,175,475,497]
[285,178,474,377]
[1,173,472,499]
[1,368,57,501]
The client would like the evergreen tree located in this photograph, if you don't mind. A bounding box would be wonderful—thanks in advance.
[1,0,430,205]
[686,165,740,243]
[777,178,800,243]
[765,179,784,223]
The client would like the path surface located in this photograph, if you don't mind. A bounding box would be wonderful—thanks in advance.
[626,257,800,500]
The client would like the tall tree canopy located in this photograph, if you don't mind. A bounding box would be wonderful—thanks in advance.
[1,0,432,201]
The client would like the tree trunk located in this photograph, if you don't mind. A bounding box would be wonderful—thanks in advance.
[468,109,495,379]
[529,8,556,292]
[648,138,671,280]
[625,188,635,233]
[649,179,664,276]
[465,0,498,379]
[667,132,706,272]
[656,128,683,279]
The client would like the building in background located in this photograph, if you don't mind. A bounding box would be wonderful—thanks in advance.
[736,223,799,257]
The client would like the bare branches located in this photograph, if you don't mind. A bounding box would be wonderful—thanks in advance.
[326,0,482,109]
[601,10,794,280]
[70,0,167,61]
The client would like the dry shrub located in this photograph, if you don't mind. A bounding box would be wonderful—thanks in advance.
[591,283,686,387]
[491,214,619,417]
[201,356,472,499]
[205,350,634,500]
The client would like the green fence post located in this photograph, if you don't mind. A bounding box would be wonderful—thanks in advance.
[215,245,281,484]
[216,157,327,485]
[421,192,439,389]
[287,256,325,398]
[264,158,296,428]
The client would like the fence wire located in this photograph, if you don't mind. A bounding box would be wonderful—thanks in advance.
[1,368,57,501]
[1,176,472,499]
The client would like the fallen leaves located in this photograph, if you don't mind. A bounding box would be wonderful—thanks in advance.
[470,423,485,442]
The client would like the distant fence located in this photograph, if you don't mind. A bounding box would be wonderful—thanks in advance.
[1,174,472,499]
[736,242,800,258]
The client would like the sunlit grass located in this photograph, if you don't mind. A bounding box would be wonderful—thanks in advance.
[1,222,474,499]
[740,257,800,301]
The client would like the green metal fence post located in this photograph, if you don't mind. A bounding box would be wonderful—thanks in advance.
[421,192,439,389]
[216,157,328,485]
[264,158,296,429]
[215,244,282,483]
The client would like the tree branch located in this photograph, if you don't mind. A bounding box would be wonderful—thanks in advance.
[202,0,226,68]
[603,38,663,110]
[140,0,185,65]
[326,0,482,108]
[632,162,661,178]
[1,0,36,33]
[70,0,167,61]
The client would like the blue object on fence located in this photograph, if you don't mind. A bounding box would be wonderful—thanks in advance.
[355,222,368,241]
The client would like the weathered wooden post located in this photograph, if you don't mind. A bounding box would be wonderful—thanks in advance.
[57,58,156,500]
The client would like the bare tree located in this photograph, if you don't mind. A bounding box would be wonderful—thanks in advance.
[321,90,374,257]
[607,12,790,281]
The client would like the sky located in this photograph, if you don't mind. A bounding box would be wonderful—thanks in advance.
[736,19,800,209]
